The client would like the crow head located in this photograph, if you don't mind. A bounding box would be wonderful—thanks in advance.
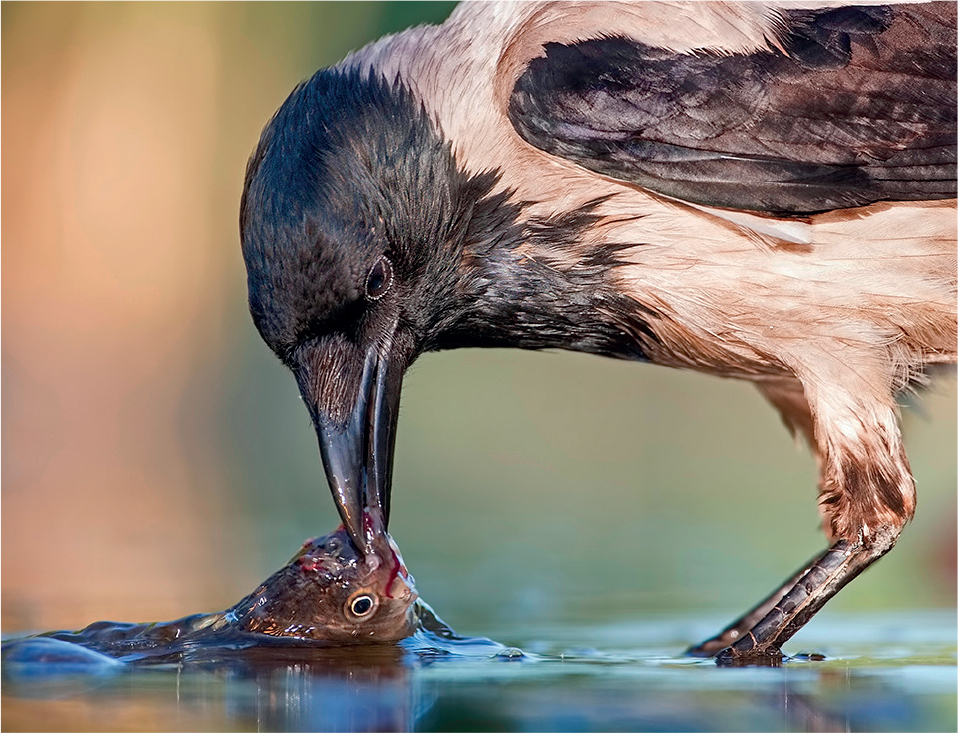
[240,68,647,551]
[240,69,502,550]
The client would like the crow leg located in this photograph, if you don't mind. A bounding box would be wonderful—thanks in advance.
[710,367,918,665]
[685,546,830,657]
[715,528,899,666]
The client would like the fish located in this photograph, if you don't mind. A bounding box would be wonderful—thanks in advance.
[2,526,420,667]
[230,525,418,643]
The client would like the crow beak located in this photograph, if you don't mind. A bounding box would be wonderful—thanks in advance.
[298,340,402,555]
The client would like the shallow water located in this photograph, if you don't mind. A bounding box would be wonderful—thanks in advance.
[3,609,954,732]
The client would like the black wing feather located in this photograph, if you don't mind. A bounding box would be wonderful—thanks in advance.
[508,3,956,215]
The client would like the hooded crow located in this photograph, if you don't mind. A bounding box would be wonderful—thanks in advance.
[240,1,956,663]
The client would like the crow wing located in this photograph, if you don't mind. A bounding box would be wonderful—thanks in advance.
[508,3,957,216]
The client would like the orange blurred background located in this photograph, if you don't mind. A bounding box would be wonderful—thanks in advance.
[5,2,254,628]
[2,2,457,630]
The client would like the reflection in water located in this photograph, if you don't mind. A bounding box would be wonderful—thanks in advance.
[4,612,956,732]
[139,645,425,732]
[772,686,850,733]
[4,641,955,732]
[2,609,506,732]
[4,643,424,731]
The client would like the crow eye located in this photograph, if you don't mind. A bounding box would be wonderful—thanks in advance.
[345,590,379,621]
[365,257,393,300]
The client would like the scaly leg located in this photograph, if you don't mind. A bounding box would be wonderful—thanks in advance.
[686,546,830,657]
[716,531,897,665]
[697,366,917,665]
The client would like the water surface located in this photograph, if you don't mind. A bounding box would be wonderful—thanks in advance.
[3,609,954,732]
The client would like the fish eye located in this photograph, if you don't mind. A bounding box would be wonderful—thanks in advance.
[365,256,392,300]
[352,595,373,615]
[345,590,379,621]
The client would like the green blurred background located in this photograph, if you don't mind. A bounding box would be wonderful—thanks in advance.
[3,2,955,639]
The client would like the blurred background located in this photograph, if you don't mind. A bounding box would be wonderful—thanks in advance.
[3,2,955,638]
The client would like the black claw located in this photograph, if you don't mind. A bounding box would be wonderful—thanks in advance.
[684,644,718,658]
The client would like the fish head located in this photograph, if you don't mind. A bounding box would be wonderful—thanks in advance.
[234,526,418,643]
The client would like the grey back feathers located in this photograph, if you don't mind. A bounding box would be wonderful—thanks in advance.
[509,3,956,215]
